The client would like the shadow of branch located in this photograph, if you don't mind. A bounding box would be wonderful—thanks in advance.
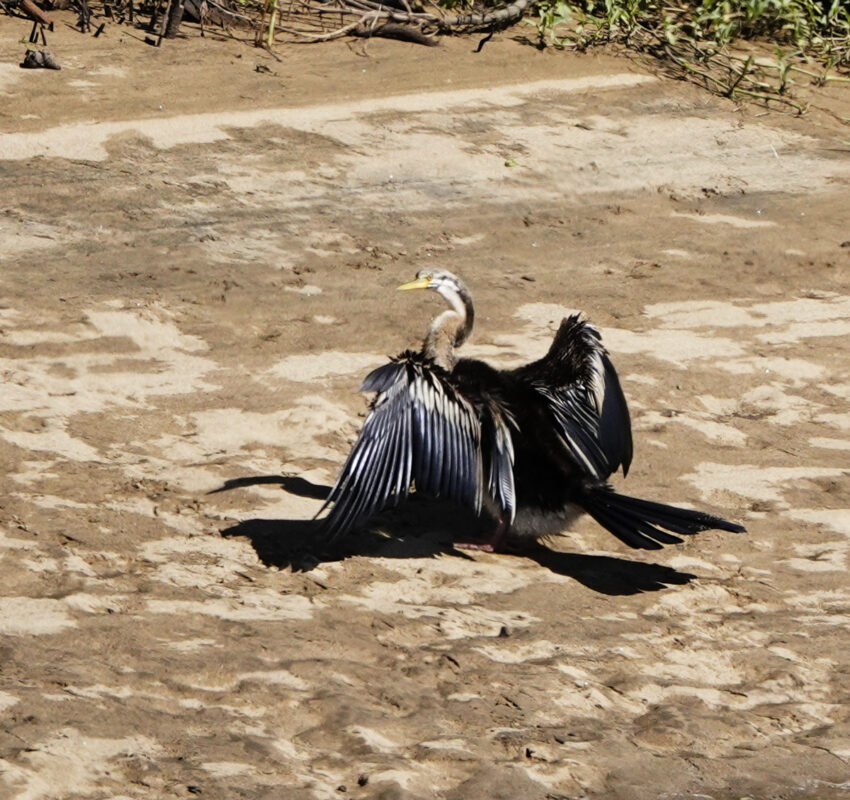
[209,474,330,500]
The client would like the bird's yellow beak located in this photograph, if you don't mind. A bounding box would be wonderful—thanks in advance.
[397,276,431,291]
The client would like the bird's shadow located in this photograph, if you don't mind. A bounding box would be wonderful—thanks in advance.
[215,475,696,595]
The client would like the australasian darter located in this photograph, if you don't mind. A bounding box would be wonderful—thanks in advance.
[318,270,745,551]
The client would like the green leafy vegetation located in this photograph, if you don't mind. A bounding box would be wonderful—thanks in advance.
[525,0,850,112]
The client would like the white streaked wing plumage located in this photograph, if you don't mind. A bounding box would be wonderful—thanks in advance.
[532,383,611,480]
[319,358,513,539]
[485,409,516,522]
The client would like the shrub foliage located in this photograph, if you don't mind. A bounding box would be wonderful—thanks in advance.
[526,0,850,110]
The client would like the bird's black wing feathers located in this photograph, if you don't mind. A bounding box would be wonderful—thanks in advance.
[481,402,516,522]
[597,353,633,477]
[532,383,611,479]
[319,352,514,540]
[514,315,632,480]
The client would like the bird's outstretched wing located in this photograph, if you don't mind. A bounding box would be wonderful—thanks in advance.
[318,351,514,540]
[513,315,632,481]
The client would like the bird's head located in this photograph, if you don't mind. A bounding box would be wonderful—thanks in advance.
[397,269,465,300]
[398,269,474,358]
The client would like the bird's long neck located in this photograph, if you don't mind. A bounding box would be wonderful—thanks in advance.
[423,284,474,371]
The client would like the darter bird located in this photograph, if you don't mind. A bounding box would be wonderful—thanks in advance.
[317,269,745,552]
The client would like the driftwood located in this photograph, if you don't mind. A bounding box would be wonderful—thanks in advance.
[164,0,185,36]
[273,0,533,44]
[185,0,254,28]
[439,0,530,32]
[353,22,439,45]
[19,0,54,25]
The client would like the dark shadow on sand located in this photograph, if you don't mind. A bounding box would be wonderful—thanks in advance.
[214,475,697,595]
[209,474,330,500]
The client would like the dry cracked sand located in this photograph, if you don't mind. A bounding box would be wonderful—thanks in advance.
[1,16,849,800]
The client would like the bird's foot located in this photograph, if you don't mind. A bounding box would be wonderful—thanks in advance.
[454,539,497,553]
[454,516,509,553]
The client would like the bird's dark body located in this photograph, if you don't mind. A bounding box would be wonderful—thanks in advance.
[318,271,745,550]
[452,358,579,515]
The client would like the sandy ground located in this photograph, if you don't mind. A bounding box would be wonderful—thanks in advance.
[1,12,850,800]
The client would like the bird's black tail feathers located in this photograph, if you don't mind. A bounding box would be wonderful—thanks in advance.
[579,485,746,550]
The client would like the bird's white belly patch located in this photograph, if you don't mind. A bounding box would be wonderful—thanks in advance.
[512,505,584,539]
